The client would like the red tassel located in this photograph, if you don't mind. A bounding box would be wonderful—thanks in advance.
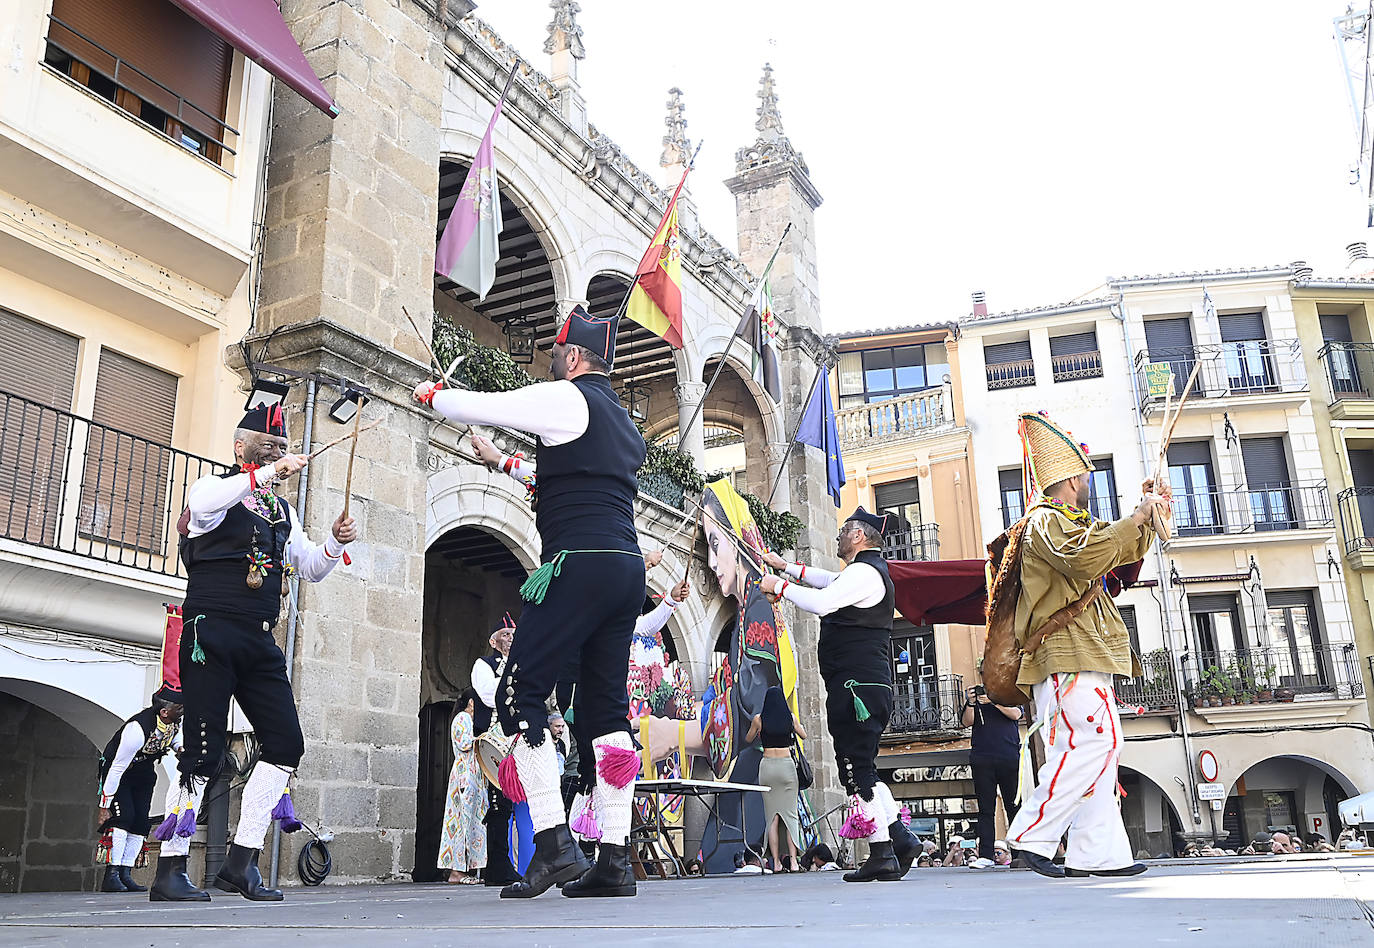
[596,744,640,789]
[498,754,525,803]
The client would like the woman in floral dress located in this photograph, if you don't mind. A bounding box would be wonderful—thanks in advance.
[438,689,487,884]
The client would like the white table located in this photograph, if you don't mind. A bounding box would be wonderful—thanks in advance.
[633,778,768,876]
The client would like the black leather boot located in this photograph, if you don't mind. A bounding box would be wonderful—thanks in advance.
[556,841,594,888]
[500,825,586,899]
[101,865,128,892]
[562,842,636,898]
[214,843,283,901]
[889,821,920,877]
[1012,847,1066,879]
[116,865,147,892]
[843,840,903,882]
[149,855,211,902]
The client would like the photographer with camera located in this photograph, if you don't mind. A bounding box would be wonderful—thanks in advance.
[962,673,1023,870]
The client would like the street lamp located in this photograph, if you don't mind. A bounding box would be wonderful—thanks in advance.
[622,380,649,422]
[244,377,290,411]
[327,387,368,424]
[504,313,537,364]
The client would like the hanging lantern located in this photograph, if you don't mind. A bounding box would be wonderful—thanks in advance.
[504,313,537,364]
[622,380,649,422]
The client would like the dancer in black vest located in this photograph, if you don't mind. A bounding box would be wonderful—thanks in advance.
[471,619,520,885]
[759,507,921,882]
[97,686,182,892]
[154,402,357,903]
[416,305,646,899]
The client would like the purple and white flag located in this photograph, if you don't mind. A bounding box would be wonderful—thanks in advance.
[435,88,509,300]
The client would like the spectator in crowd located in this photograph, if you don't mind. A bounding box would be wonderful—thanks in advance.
[1305,833,1336,853]
[944,839,967,867]
[437,689,486,885]
[1271,832,1298,854]
[745,685,806,873]
[1339,828,1365,850]
[993,840,1012,867]
[962,677,1023,871]
[916,853,933,869]
[803,843,840,872]
[732,850,772,875]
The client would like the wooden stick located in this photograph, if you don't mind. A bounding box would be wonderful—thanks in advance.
[402,305,448,381]
[306,417,382,461]
[341,403,363,521]
[1148,359,1201,539]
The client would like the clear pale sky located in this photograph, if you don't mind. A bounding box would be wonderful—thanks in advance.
[475,1,1368,332]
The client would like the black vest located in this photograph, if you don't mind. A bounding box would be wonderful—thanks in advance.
[818,549,895,683]
[534,374,646,557]
[98,708,176,783]
[472,653,501,735]
[180,467,292,619]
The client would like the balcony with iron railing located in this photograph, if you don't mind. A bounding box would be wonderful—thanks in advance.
[885,673,967,738]
[986,358,1036,390]
[0,388,226,580]
[1166,482,1333,540]
[834,389,951,446]
[1133,340,1308,412]
[1116,648,1180,713]
[883,523,940,562]
[1051,350,1104,382]
[1184,645,1364,704]
[1318,342,1374,419]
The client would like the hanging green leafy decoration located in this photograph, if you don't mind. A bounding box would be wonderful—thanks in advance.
[432,312,802,550]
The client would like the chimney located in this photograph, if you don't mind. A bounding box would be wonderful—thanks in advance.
[1291,260,1313,281]
[971,290,988,318]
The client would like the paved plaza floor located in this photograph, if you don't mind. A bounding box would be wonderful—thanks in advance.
[2,855,1373,947]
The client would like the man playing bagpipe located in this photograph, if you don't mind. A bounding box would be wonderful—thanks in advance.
[416,305,646,899]
[153,401,357,902]
[758,508,922,882]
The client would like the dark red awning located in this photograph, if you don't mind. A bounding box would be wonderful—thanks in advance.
[168,0,338,118]
[888,557,1146,629]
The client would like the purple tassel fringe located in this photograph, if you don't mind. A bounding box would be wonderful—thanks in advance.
[271,791,295,823]
[498,754,525,803]
[151,812,178,842]
[838,805,877,840]
[596,745,640,789]
[174,806,197,838]
[570,801,602,841]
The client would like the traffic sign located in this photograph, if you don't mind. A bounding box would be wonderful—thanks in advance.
[1198,749,1220,783]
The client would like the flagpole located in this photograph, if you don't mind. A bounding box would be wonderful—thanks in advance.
[677,221,793,458]
[764,354,827,509]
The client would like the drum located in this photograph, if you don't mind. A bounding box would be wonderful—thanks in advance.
[475,729,515,788]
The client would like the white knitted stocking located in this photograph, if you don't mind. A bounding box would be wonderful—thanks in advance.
[234,762,291,849]
[512,730,564,833]
[591,732,636,846]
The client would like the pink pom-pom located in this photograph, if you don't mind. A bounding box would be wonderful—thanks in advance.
[175,806,197,838]
[596,744,640,789]
[270,791,295,823]
[838,809,878,840]
[570,800,602,841]
[151,813,178,841]
[498,754,525,803]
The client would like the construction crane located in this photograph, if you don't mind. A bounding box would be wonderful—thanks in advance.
[1335,2,1374,224]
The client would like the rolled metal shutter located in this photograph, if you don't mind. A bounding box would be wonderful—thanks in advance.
[1320,314,1354,342]
[1144,317,1193,355]
[1218,313,1266,343]
[1240,437,1289,488]
[985,340,1031,364]
[1048,331,1097,356]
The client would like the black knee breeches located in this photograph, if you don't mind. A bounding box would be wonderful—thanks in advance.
[824,675,892,800]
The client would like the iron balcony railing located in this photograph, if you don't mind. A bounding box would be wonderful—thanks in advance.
[43,15,238,164]
[886,673,966,736]
[0,389,226,578]
[986,358,1036,390]
[1186,645,1364,701]
[1115,649,1180,712]
[834,389,949,444]
[1318,341,1374,403]
[883,523,940,562]
[1168,482,1332,537]
[1337,486,1374,555]
[1133,339,1308,410]
[1051,350,1104,382]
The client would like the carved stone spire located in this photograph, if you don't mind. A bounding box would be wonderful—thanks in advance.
[544,0,585,58]
[660,87,690,169]
[735,63,809,176]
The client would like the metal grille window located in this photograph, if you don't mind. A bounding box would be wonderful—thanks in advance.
[0,311,80,546]
[1049,331,1103,381]
[79,349,178,553]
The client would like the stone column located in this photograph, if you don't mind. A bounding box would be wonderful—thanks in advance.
[674,380,707,468]
[544,0,586,135]
[252,0,446,883]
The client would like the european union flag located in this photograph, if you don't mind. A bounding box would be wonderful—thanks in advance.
[795,366,845,507]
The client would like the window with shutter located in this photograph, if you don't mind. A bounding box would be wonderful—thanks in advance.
[1167,441,1220,536]
[79,349,178,555]
[984,340,1035,389]
[1320,314,1363,397]
[1049,330,1102,381]
[1087,457,1118,521]
[1218,313,1274,392]
[999,467,1025,528]
[45,0,233,164]
[875,479,925,559]
[0,310,80,547]
[1144,318,1195,397]
[1241,437,1294,530]
[1119,605,1140,657]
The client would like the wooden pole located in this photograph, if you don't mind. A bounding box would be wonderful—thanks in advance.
[306,417,382,461]
[341,402,363,521]
[1149,360,1202,539]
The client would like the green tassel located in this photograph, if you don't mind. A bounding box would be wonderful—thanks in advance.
[190,615,206,664]
[845,679,871,722]
[519,551,567,604]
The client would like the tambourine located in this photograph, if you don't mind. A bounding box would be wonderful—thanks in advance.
[475,728,516,789]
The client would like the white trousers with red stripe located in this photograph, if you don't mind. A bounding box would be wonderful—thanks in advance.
[1007,671,1133,871]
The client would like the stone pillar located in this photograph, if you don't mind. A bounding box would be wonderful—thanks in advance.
[545,0,587,135]
[253,0,446,883]
[674,380,706,468]
[726,64,839,817]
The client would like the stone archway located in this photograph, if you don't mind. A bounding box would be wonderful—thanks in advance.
[1119,766,1187,858]
[1221,754,1361,848]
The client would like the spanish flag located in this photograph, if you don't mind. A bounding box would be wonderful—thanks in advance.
[627,167,688,349]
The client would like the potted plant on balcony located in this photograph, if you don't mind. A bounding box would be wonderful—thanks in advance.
[1274,685,1296,703]
[1202,666,1226,707]
[1256,663,1277,703]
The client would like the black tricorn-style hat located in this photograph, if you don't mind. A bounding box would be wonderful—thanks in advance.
[554,304,618,366]
[239,402,286,437]
[845,506,890,535]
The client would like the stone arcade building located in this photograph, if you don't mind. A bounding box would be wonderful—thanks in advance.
[250,1,839,882]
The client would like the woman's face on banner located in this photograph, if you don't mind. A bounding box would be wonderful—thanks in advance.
[705,513,741,600]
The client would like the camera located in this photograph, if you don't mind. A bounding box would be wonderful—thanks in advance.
[973,685,986,696]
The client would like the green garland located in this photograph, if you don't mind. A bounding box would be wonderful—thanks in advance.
[432,313,802,550]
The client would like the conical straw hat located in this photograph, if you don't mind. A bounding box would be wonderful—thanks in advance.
[1018,411,1093,492]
